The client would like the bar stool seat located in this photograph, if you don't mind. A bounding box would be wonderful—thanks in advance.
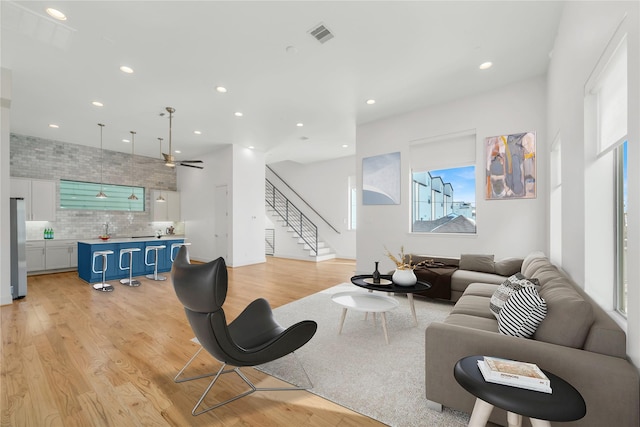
[145,245,167,281]
[92,250,114,292]
[170,242,191,262]
[119,247,142,286]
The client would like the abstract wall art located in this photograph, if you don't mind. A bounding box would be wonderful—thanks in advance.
[485,132,536,200]
[362,151,401,205]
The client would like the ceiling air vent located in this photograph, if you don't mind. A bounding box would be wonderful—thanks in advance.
[309,23,334,44]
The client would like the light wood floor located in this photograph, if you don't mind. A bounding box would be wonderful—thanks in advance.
[1,257,386,427]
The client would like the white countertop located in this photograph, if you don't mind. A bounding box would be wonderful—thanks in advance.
[77,236,185,244]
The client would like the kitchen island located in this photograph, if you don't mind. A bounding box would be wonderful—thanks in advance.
[77,236,185,283]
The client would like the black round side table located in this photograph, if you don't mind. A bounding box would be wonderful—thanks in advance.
[454,355,586,427]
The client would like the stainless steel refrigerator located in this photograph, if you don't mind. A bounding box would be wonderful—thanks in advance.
[10,197,27,299]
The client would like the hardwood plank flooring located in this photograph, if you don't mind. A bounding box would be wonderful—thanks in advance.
[1,257,385,427]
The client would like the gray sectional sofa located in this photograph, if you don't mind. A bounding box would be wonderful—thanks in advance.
[424,251,639,427]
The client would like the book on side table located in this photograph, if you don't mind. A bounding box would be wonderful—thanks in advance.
[477,356,552,394]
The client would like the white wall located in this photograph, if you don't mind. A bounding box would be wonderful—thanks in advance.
[178,145,232,262]
[356,76,547,274]
[546,1,640,367]
[268,156,357,259]
[231,145,266,267]
[0,68,12,305]
[179,144,266,267]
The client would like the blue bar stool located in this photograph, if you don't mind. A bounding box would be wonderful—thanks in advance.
[92,250,114,292]
[119,247,141,286]
[170,242,191,262]
[145,245,167,281]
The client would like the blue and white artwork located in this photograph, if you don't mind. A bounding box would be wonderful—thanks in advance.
[362,151,401,205]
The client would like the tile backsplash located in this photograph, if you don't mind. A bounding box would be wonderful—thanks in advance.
[11,133,184,240]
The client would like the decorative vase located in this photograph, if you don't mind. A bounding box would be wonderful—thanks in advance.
[392,268,417,287]
[372,261,381,284]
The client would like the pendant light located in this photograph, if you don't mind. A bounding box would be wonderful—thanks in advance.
[156,137,166,202]
[127,131,138,200]
[165,107,176,168]
[96,123,107,199]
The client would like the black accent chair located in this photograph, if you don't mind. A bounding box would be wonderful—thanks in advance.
[171,246,317,415]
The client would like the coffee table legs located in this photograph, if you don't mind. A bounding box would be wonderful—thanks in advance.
[468,398,551,427]
[407,293,418,326]
[337,307,390,344]
[338,308,347,335]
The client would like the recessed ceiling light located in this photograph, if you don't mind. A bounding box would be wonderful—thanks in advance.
[92,101,104,107]
[119,65,134,74]
[296,122,304,127]
[174,150,181,154]
[46,8,67,21]
[122,138,130,143]
[48,123,59,128]
[234,112,243,117]
[193,130,202,135]
[342,144,348,148]
[366,99,376,105]
[479,61,493,70]
[248,146,255,150]
[216,86,227,93]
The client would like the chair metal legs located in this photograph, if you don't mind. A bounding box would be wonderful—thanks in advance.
[174,346,313,416]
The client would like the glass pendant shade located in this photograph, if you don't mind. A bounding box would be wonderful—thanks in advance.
[96,123,107,198]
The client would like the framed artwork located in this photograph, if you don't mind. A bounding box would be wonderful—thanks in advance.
[485,132,536,200]
[362,151,401,205]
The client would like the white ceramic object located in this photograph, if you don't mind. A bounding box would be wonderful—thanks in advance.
[392,268,417,287]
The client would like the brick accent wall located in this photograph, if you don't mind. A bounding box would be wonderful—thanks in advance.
[10,133,182,240]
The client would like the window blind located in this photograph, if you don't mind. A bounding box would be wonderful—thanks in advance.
[409,131,476,172]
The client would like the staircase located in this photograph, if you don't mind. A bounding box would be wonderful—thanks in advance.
[265,179,336,262]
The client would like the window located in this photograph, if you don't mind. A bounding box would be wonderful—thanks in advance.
[409,131,476,234]
[616,141,628,314]
[60,180,145,211]
[348,175,357,230]
[412,166,476,233]
[583,24,628,314]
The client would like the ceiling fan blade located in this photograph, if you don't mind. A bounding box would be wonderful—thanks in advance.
[178,160,203,163]
[178,162,204,169]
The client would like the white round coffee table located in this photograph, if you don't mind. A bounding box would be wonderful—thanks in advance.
[331,291,400,344]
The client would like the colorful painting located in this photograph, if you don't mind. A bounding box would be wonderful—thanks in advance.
[362,151,401,205]
[485,132,536,200]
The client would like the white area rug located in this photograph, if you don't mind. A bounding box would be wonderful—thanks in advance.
[256,283,470,427]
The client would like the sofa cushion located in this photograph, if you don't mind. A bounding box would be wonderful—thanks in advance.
[451,270,506,294]
[535,279,595,348]
[498,286,547,338]
[450,295,495,319]
[459,254,495,273]
[444,313,499,333]
[494,258,524,276]
[489,273,538,319]
[463,283,499,298]
[521,251,547,275]
[522,255,551,278]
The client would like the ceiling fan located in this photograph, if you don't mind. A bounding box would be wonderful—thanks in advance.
[162,106,204,169]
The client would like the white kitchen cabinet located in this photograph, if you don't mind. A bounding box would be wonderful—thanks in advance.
[45,240,77,270]
[152,190,180,221]
[10,178,56,221]
[26,241,46,272]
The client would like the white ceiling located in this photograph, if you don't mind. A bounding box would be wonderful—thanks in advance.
[2,1,563,165]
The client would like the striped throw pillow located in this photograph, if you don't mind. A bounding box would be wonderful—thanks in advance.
[489,273,538,319]
[498,286,547,338]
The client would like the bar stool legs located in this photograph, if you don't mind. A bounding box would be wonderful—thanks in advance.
[145,245,167,281]
[92,250,114,292]
[170,242,191,262]
[119,248,141,286]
